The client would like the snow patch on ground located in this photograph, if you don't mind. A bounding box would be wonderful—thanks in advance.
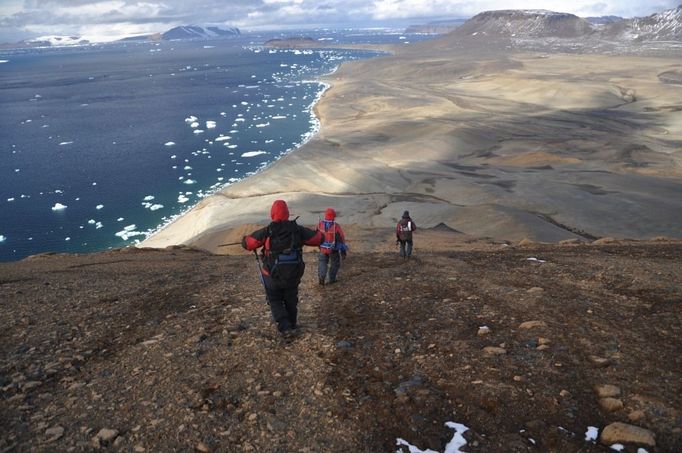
[585,426,598,442]
[397,421,469,453]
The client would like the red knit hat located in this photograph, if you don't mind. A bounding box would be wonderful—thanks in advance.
[324,208,336,221]
[270,200,289,221]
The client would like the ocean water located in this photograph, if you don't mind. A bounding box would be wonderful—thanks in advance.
[0,31,433,262]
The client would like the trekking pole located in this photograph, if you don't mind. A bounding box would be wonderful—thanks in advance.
[217,241,241,247]
[253,250,266,291]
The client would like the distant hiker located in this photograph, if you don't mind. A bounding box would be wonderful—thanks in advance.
[317,208,348,285]
[396,210,416,259]
[242,200,323,335]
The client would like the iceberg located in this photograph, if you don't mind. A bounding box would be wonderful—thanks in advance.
[96,204,104,210]
[51,203,67,211]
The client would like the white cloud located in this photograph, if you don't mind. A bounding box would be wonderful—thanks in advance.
[1,0,680,41]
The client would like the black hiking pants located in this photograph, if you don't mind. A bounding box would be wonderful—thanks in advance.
[263,277,299,332]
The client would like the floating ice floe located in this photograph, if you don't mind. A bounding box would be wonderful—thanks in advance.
[96,204,104,210]
[51,203,67,211]
[170,155,177,159]
[65,237,70,241]
[240,101,248,106]
[164,142,175,146]
[271,115,287,119]
[116,224,145,241]
[59,141,73,146]
[143,195,155,201]
[149,204,164,211]
[255,122,270,128]
[190,121,199,128]
[95,221,103,229]
[184,179,196,185]
[241,151,267,158]
[117,217,124,222]
[206,121,216,129]
[215,135,231,142]
[0,60,9,64]
[178,194,189,203]
[88,219,96,224]
[184,166,192,170]
[7,197,15,202]
[585,426,598,442]
[227,144,237,149]
[0,235,6,242]
[193,130,204,134]
[185,116,198,123]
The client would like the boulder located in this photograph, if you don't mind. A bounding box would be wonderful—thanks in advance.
[600,422,655,447]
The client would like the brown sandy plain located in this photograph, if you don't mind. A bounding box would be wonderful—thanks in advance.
[141,34,682,251]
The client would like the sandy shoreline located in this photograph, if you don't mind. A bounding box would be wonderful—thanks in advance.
[142,35,682,251]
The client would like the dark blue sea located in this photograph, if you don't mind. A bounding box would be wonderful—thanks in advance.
[0,30,434,261]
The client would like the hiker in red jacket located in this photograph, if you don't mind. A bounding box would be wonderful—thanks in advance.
[317,208,347,285]
[242,200,322,335]
[396,210,416,259]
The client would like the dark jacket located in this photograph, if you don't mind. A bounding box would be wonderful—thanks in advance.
[396,217,416,242]
[243,200,322,275]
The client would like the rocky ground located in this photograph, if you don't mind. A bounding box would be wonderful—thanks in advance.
[1,235,681,452]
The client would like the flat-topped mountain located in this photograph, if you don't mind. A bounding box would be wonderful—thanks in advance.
[405,19,466,34]
[121,25,240,42]
[453,9,595,39]
[162,25,240,40]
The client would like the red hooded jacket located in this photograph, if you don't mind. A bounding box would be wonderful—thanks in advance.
[242,200,323,252]
[318,208,346,255]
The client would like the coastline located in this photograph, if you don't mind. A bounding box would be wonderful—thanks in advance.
[141,37,682,251]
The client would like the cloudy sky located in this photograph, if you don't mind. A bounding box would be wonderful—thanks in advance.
[0,0,679,42]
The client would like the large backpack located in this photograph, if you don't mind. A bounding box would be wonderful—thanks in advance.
[319,220,338,251]
[398,219,413,241]
[264,220,305,285]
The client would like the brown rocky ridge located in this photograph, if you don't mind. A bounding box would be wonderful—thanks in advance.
[1,231,681,451]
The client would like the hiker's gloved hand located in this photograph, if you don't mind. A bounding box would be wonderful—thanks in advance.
[241,236,247,249]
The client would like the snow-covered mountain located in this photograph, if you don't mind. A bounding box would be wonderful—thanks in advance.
[603,5,682,41]
[585,16,623,26]
[25,35,90,47]
[161,25,240,40]
[453,10,595,39]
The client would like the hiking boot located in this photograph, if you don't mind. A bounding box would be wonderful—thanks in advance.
[319,277,325,286]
